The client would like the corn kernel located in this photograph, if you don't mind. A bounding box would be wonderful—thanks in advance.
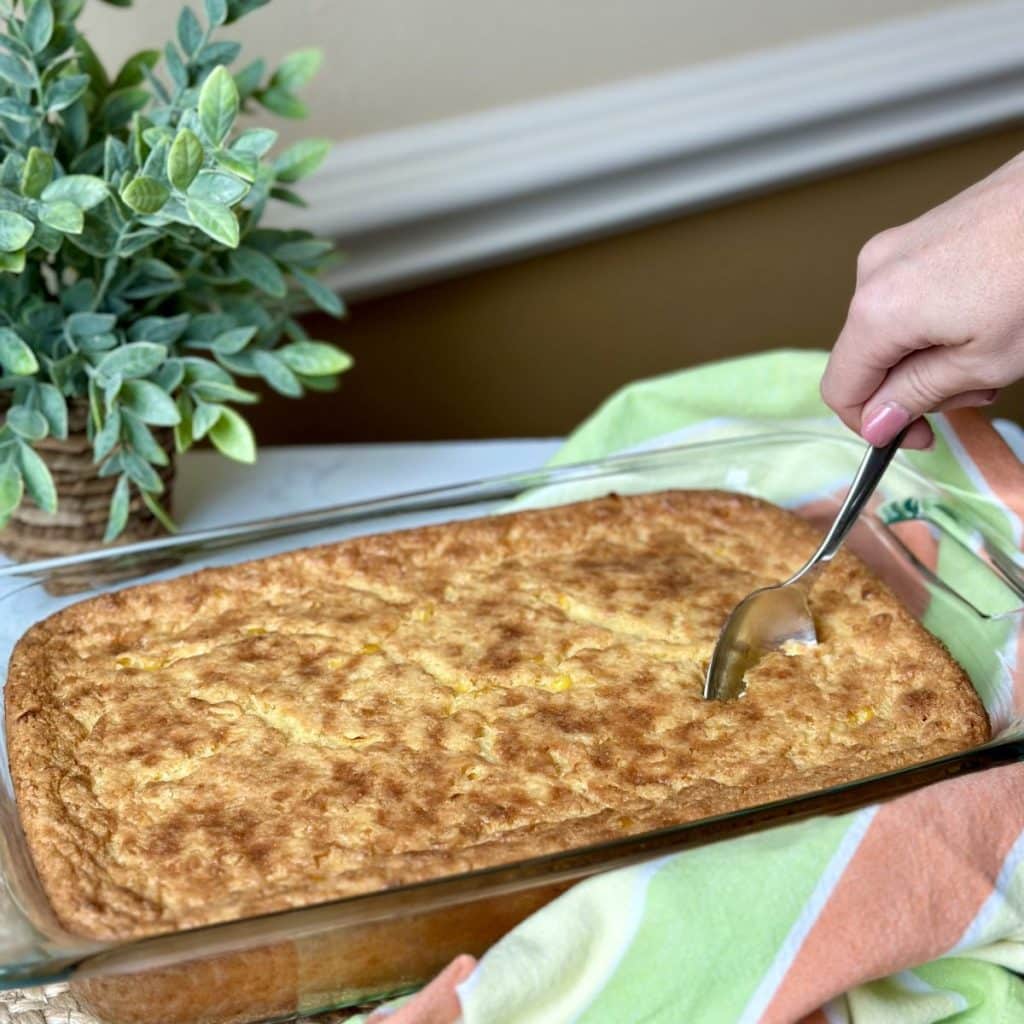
[116,654,165,671]
[557,594,570,610]
[244,625,267,636]
[542,674,573,693]
[412,604,435,623]
[360,643,381,656]
[452,679,474,695]
[847,706,876,725]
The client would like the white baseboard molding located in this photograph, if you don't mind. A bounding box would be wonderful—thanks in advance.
[274,0,1024,300]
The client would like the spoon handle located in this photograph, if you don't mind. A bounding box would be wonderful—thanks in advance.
[795,425,911,579]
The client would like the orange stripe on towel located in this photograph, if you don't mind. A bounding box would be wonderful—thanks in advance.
[762,764,1024,1024]
[946,410,1024,525]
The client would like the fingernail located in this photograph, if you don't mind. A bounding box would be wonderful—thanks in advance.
[862,401,911,446]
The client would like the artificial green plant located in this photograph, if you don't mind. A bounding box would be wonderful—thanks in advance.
[0,0,349,540]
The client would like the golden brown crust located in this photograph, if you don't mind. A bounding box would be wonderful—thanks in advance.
[6,490,989,940]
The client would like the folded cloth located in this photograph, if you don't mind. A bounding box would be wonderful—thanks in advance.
[357,350,1024,1024]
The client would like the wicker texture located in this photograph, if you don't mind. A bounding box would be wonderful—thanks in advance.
[0,402,174,564]
[0,984,378,1023]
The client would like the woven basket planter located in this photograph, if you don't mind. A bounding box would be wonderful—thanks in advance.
[0,400,175,564]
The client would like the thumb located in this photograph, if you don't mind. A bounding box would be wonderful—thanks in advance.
[860,347,978,448]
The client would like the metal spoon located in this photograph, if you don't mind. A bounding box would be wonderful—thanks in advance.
[703,427,910,701]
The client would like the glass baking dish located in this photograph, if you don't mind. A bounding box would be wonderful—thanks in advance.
[0,431,1021,1024]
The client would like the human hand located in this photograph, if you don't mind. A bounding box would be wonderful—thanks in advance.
[821,153,1024,448]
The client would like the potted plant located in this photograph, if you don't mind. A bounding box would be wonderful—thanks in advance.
[0,0,349,561]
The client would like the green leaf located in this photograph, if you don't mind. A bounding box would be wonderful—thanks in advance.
[232,58,264,98]
[297,372,338,393]
[122,450,163,493]
[191,400,221,440]
[121,175,170,214]
[81,333,118,354]
[197,40,241,68]
[123,411,169,466]
[120,379,181,426]
[102,373,123,411]
[163,41,188,91]
[174,394,193,453]
[98,87,150,131]
[73,35,108,94]
[177,6,204,58]
[273,138,330,183]
[274,237,333,265]
[0,53,37,89]
[98,454,123,479]
[230,247,286,297]
[21,147,54,198]
[0,459,23,517]
[0,328,39,375]
[0,212,34,253]
[258,87,305,119]
[271,48,321,92]
[38,384,68,440]
[41,174,108,209]
[18,443,57,513]
[112,49,160,90]
[252,349,301,397]
[0,97,36,123]
[188,169,247,205]
[212,148,257,182]
[198,65,238,145]
[186,197,239,247]
[209,405,255,463]
[7,407,48,441]
[129,314,190,344]
[226,0,271,22]
[154,360,184,393]
[63,97,89,151]
[103,473,129,542]
[192,380,259,403]
[212,325,256,355]
[140,490,176,532]
[93,407,121,460]
[0,250,27,273]
[293,269,343,315]
[278,341,352,377]
[167,128,204,191]
[44,73,89,111]
[24,0,54,53]
[118,228,161,255]
[181,355,232,383]
[231,127,277,157]
[67,312,117,340]
[97,342,168,379]
[204,0,229,27]
[39,200,83,233]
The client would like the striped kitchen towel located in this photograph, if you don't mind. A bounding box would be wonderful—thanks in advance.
[361,350,1024,1024]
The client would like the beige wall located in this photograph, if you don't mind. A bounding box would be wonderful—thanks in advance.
[82,0,971,142]
[245,124,1024,444]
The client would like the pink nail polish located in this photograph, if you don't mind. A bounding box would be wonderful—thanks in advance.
[862,402,911,446]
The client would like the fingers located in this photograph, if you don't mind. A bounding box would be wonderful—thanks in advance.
[860,347,999,445]
[820,271,926,435]
[936,388,1000,411]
